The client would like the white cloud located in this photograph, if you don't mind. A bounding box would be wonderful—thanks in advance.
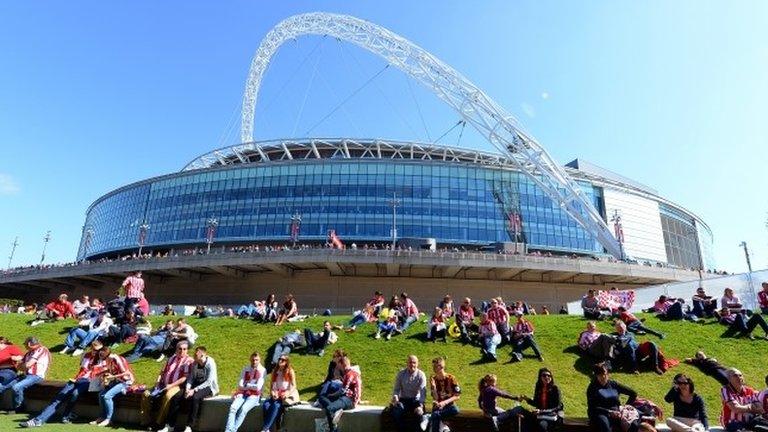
[0,173,20,195]
[541,91,550,100]
[521,102,536,118]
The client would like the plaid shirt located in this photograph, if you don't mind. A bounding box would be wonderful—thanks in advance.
[342,368,362,407]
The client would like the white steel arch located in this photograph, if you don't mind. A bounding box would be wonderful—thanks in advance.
[241,12,624,259]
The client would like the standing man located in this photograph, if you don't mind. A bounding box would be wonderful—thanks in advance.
[122,270,145,315]
[163,346,219,432]
[390,355,427,431]
[0,337,50,413]
[149,341,194,431]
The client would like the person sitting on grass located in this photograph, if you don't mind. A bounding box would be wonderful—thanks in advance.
[519,368,564,432]
[103,309,138,348]
[304,321,334,356]
[0,336,50,414]
[664,373,708,432]
[147,341,193,432]
[89,347,134,427]
[426,307,448,343]
[719,368,760,432]
[262,294,279,322]
[479,312,501,362]
[125,319,174,363]
[581,289,608,320]
[236,300,264,320]
[719,308,768,340]
[318,355,361,432]
[260,355,299,432]
[455,297,477,344]
[225,352,266,432]
[617,306,665,339]
[487,298,511,344]
[161,318,198,360]
[72,295,91,318]
[692,287,718,318]
[613,321,664,375]
[312,349,347,406]
[720,288,743,313]
[20,340,104,428]
[577,321,617,363]
[586,363,640,432]
[390,355,427,432]
[0,337,23,386]
[375,315,400,341]
[510,312,543,362]
[30,293,76,327]
[425,357,461,432]
[161,304,177,316]
[757,282,768,316]
[61,309,113,356]
[397,293,420,333]
[162,346,219,432]
[438,295,455,319]
[343,305,376,332]
[366,290,386,318]
[268,330,305,371]
[275,294,298,326]
[478,373,526,431]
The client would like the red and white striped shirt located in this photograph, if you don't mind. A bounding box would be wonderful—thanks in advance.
[487,306,509,325]
[235,364,266,397]
[159,354,193,387]
[479,320,498,338]
[720,385,757,426]
[402,299,419,317]
[107,354,135,385]
[513,320,534,336]
[74,351,103,380]
[23,346,51,378]
[758,291,768,309]
[457,305,475,324]
[122,275,145,299]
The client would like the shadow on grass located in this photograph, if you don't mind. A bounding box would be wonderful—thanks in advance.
[562,345,599,377]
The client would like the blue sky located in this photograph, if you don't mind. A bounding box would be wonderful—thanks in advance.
[0,1,766,272]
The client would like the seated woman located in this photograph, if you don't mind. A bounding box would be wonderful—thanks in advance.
[275,294,298,326]
[344,306,376,332]
[89,348,135,427]
[478,373,526,431]
[426,307,448,342]
[479,312,501,362]
[260,356,299,432]
[510,313,543,362]
[438,295,455,319]
[455,297,477,344]
[586,363,642,432]
[312,349,346,406]
[225,352,266,432]
[520,368,563,432]
[263,294,279,322]
[103,309,138,347]
[664,374,708,432]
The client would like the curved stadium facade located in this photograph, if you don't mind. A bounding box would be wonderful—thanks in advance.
[77,138,714,271]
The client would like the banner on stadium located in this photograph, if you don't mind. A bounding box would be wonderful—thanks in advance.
[596,289,636,310]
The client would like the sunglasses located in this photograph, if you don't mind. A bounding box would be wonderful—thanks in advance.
[541,374,552,378]
[675,381,689,385]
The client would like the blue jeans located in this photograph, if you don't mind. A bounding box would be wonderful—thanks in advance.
[0,374,42,409]
[0,369,16,385]
[401,315,417,331]
[99,381,128,420]
[126,334,164,362]
[237,304,256,317]
[482,334,501,356]
[348,314,367,327]
[33,379,90,424]
[320,395,353,432]
[271,343,293,367]
[391,398,423,431]
[225,394,261,432]
[430,404,459,432]
[65,327,101,349]
[261,398,284,430]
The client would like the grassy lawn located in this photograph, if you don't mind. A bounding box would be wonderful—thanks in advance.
[0,312,766,430]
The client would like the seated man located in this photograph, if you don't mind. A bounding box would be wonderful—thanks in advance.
[30,294,76,327]
[161,304,177,316]
[318,355,362,432]
[581,290,609,320]
[510,313,543,362]
[577,321,617,362]
[61,309,113,356]
[0,337,50,413]
[103,309,138,347]
[692,287,718,318]
[236,300,264,319]
[719,308,768,340]
[0,337,24,385]
[390,355,427,432]
[162,318,198,359]
[71,295,91,318]
[613,321,663,375]
[720,368,760,432]
[162,346,219,432]
[125,320,174,362]
[455,297,477,344]
[487,298,510,344]
[617,306,665,338]
[147,341,194,431]
[684,351,730,385]
[20,340,104,427]
[304,321,334,356]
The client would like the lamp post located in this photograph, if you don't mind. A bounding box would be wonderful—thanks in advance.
[7,237,18,269]
[206,217,219,254]
[388,192,400,250]
[40,231,51,265]
[739,241,753,273]
[290,212,302,248]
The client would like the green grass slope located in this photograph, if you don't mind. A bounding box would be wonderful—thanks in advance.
[0,312,766,431]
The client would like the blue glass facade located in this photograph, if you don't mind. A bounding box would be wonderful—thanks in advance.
[78,160,604,259]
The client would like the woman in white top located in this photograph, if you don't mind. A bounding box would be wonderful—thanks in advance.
[225,352,266,432]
